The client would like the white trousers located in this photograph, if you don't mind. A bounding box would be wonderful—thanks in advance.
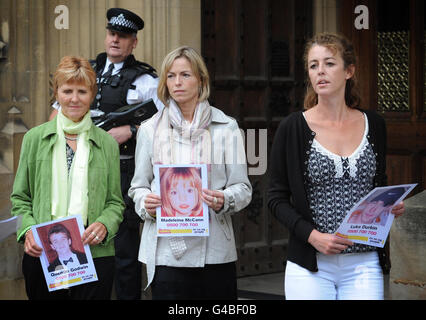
[285,251,384,300]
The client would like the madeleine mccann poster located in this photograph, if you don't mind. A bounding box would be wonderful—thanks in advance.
[155,164,209,237]
[335,184,417,248]
[31,215,97,291]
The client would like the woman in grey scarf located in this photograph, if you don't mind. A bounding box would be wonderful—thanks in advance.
[128,46,252,300]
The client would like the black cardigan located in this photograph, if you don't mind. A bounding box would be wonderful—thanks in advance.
[267,109,391,274]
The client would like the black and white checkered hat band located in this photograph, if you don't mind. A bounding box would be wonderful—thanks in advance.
[109,14,138,31]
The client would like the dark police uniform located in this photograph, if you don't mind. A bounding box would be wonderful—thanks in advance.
[91,52,158,157]
[96,8,161,300]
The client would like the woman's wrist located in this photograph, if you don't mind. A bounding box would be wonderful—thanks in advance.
[144,207,156,220]
[307,229,320,246]
[24,229,31,239]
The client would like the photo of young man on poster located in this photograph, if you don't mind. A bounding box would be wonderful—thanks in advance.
[336,184,416,248]
[347,186,407,226]
[31,216,98,292]
[46,223,88,272]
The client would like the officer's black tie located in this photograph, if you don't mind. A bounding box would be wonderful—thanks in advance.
[101,63,115,81]
[94,64,115,110]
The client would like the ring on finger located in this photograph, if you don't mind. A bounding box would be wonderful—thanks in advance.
[95,235,101,241]
[213,197,218,204]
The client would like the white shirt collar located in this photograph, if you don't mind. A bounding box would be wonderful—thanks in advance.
[104,58,124,74]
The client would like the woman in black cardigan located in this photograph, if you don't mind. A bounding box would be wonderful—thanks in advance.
[267,33,405,300]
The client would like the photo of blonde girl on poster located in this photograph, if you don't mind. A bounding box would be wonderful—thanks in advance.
[155,164,209,237]
[160,166,204,218]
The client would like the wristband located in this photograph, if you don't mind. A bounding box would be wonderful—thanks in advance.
[130,124,137,139]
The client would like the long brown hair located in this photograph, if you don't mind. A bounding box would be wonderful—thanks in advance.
[303,33,361,110]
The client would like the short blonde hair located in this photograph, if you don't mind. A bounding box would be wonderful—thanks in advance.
[53,56,97,99]
[157,46,210,106]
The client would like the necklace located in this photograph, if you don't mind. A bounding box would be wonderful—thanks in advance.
[65,135,78,141]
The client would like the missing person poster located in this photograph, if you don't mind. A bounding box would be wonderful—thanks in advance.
[0,216,22,243]
[335,184,417,247]
[31,215,98,291]
[154,164,209,237]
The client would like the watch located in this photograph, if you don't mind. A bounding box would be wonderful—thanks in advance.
[130,124,137,139]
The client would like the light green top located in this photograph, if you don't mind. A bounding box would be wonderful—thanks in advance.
[10,118,124,258]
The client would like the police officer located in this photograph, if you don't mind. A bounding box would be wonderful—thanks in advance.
[50,8,163,300]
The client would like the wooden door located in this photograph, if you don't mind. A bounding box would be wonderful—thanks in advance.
[202,0,312,276]
[341,0,425,194]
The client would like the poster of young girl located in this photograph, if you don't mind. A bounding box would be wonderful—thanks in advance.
[154,164,209,236]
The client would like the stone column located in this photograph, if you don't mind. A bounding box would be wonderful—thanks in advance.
[0,107,28,300]
[312,0,341,34]
[0,1,34,299]
[389,191,426,299]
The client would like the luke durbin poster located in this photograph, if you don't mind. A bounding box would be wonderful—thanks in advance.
[335,184,416,247]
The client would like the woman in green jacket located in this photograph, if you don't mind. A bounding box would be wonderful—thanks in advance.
[11,56,124,300]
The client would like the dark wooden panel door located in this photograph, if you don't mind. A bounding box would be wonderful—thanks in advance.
[202,0,312,276]
[341,0,425,195]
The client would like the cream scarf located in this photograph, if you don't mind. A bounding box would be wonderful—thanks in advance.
[153,99,212,165]
[153,99,212,259]
[51,110,92,225]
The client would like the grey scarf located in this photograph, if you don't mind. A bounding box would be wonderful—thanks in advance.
[153,99,212,259]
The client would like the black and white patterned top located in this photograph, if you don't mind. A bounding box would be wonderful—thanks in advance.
[66,143,75,174]
[305,114,377,254]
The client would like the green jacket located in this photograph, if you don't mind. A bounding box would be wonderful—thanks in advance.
[10,118,124,258]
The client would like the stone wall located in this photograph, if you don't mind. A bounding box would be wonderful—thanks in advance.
[0,108,27,299]
[388,190,426,299]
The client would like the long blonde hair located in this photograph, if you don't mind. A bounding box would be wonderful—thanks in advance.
[303,33,361,110]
